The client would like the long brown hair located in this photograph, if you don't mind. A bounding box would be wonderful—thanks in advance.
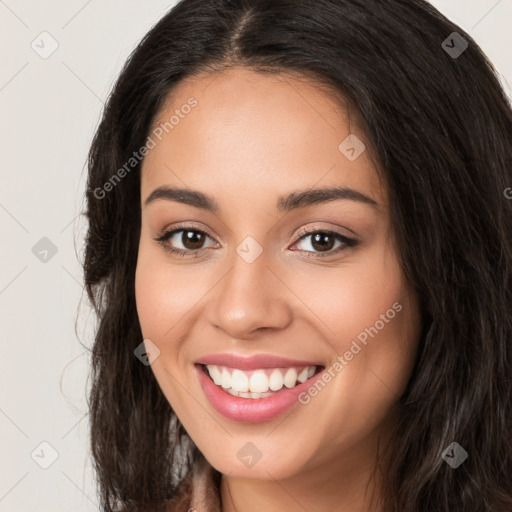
[83,0,512,510]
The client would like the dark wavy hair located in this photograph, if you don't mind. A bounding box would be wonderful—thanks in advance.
[82,0,512,510]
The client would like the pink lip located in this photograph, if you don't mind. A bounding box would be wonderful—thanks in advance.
[195,363,325,423]
[195,353,322,370]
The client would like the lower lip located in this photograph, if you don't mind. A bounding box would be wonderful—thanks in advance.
[195,364,324,423]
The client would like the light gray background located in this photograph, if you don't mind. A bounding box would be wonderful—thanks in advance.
[1,1,510,510]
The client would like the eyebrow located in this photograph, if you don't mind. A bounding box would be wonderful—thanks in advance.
[144,185,379,212]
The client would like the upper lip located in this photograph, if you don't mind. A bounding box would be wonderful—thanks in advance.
[195,353,324,370]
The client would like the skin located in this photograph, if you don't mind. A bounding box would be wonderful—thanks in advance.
[135,67,422,512]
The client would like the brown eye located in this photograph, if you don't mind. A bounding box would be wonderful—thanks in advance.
[154,227,217,256]
[292,229,358,257]
[309,232,336,252]
[180,230,206,250]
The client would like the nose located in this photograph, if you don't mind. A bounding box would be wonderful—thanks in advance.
[207,247,293,339]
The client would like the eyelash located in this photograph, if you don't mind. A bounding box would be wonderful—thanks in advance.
[153,224,358,259]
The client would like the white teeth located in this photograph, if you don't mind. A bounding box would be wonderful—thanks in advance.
[231,369,249,392]
[226,389,275,399]
[269,369,284,391]
[283,368,297,388]
[221,368,231,389]
[210,366,222,385]
[249,370,269,393]
[297,367,309,383]
[204,364,319,395]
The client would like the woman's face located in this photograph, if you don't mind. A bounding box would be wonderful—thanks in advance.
[135,67,422,481]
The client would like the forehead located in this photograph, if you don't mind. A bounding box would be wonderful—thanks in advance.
[140,67,386,212]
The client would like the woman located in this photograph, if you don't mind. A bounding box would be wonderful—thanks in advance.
[83,0,512,510]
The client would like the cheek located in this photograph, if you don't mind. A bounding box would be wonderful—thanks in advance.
[296,257,420,451]
[299,242,412,352]
[134,248,200,409]
[300,242,420,408]
[134,245,207,342]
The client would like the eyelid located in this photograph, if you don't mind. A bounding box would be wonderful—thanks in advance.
[293,223,356,241]
[155,221,218,243]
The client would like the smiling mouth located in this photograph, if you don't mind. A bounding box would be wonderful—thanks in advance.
[199,363,325,399]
